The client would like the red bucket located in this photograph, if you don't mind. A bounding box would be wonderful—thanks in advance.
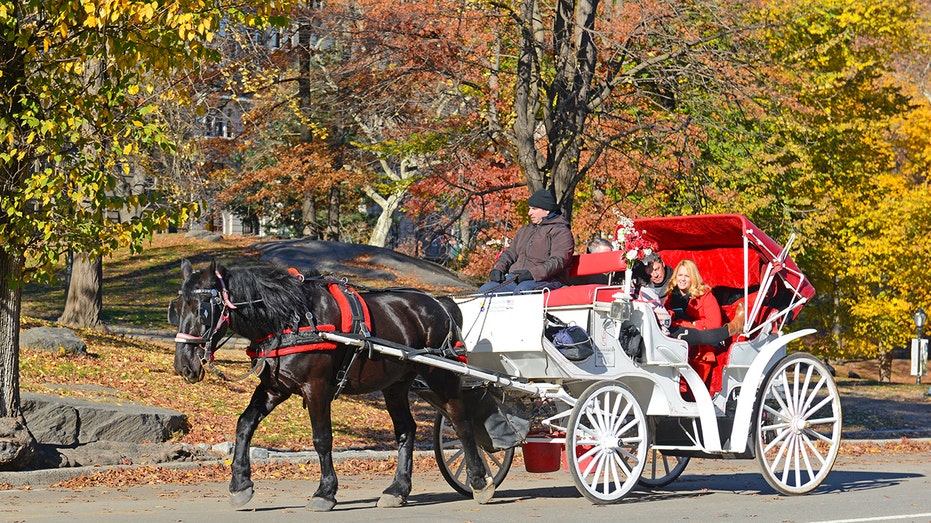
[563,443,595,472]
[522,430,564,473]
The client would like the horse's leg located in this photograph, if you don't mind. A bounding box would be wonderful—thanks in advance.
[304,380,340,512]
[229,384,288,507]
[424,372,494,504]
[376,381,418,508]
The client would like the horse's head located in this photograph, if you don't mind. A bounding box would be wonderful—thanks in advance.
[169,259,232,383]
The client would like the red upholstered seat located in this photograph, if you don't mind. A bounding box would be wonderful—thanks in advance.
[546,251,629,307]
[546,285,621,307]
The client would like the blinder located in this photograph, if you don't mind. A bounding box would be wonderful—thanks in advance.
[169,289,225,344]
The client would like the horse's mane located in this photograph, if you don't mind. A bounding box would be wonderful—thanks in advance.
[223,264,314,335]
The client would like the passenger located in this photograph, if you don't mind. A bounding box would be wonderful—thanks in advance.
[478,189,575,294]
[587,238,613,254]
[664,259,744,389]
[664,259,744,345]
[569,238,615,285]
[635,252,672,308]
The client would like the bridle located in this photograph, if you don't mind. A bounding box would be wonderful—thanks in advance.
[170,271,261,364]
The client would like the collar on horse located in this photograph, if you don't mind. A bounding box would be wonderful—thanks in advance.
[245,278,372,359]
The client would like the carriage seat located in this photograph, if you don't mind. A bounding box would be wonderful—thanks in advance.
[546,251,627,307]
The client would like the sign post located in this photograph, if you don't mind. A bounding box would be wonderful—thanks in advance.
[911,337,928,384]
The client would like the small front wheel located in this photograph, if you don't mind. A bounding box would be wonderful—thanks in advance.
[433,412,513,497]
[566,381,648,503]
[754,352,842,495]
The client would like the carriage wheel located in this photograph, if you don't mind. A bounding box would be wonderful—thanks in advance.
[566,381,648,504]
[638,448,689,488]
[754,352,842,495]
[433,412,513,497]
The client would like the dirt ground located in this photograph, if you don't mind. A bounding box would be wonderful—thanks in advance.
[831,358,931,437]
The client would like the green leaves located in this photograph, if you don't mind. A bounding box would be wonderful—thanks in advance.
[0,0,291,283]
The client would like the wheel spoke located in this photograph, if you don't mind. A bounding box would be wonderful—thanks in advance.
[800,432,826,469]
[803,395,834,420]
[781,369,796,414]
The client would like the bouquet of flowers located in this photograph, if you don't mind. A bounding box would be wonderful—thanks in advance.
[615,216,657,269]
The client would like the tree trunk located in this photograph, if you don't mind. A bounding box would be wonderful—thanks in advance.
[326,185,340,241]
[877,347,893,383]
[366,190,403,247]
[512,0,598,222]
[301,192,318,239]
[459,211,472,251]
[0,249,36,470]
[58,252,103,328]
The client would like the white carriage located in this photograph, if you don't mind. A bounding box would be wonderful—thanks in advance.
[435,214,841,503]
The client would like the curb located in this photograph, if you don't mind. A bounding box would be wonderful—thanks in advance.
[0,448,434,488]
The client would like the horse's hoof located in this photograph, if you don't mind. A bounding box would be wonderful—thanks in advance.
[376,493,406,508]
[307,496,337,512]
[472,476,495,504]
[229,487,254,508]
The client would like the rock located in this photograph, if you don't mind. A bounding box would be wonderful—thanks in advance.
[31,441,214,469]
[0,417,37,471]
[185,229,223,242]
[19,327,86,357]
[21,393,186,446]
[848,370,861,379]
[212,441,235,455]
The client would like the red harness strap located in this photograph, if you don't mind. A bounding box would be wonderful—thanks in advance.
[246,279,372,359]
[246,325,337,358]
[326,283,372,333]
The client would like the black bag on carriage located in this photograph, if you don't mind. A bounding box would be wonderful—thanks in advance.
[462,386,532,452]
[416,385,531,452]
[619,320,644,360]
[545,314,594,361]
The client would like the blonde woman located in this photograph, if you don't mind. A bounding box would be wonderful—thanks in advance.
[663,259,744,390]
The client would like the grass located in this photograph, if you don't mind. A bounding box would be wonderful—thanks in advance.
[22,234,262,327]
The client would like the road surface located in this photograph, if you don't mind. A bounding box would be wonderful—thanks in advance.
[2,449,929,523]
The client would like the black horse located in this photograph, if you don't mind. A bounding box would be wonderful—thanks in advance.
[170,260,493,511]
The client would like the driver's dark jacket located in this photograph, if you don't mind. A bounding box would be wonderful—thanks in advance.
[491,213,574,284]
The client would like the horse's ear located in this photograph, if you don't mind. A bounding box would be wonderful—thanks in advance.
[181,259,193,281]
[210,259,229,280]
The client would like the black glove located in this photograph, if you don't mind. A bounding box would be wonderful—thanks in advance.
[489,269,504,283]
[512,269,533,283]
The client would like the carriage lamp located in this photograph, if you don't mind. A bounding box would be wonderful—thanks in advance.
[915,308,927,341]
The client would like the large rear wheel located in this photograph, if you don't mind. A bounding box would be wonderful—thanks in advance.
[566,381,648,503]
[433,412,513,497]
[754,352,842,495]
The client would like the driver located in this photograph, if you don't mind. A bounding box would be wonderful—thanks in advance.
[478,189,574,294]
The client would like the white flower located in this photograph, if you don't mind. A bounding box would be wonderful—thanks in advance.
[626,249,637,260]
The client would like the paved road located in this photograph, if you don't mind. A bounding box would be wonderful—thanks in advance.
[2,451,928,523]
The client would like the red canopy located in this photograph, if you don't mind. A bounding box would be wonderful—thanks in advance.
[619,214,815,322]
